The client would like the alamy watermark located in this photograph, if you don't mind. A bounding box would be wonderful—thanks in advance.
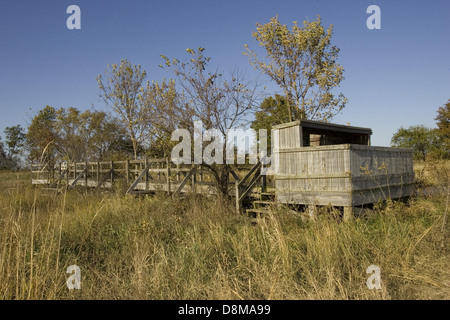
[66,5,81,30]
[366,265,381,290]
[65,5,380,31]
[66,265,81,290]
[366,5,381,30]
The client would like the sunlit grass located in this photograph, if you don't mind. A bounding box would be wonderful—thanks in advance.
[0,163,448,300]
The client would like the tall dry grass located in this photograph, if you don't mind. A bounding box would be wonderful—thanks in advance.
[0,165,448,300]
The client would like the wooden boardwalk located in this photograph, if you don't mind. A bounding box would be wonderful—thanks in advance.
[31,158,270,213]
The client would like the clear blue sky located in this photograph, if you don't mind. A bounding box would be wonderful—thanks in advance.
[0,0,449,146]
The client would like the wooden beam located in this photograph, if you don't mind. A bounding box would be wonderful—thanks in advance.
[230,170,240,182]
[126,159,130,185]
[235,180,241,214]
[238,162,261,187]
[97,162,100,186]
[84,162,88,187]
[144,158,149,191]
[166,158,171,194]
[173,166,197,197]
[110,161,114,185]
[239,171,261,203]
[126,163,151,194]
[69,168,86,188]
[191,169,196,193]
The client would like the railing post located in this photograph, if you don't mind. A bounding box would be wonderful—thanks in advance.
[97,162,100,186]
[261,173,267,194]
[110,161,114,185]
[191,165,196,193]
[66,163,69,186]
[166,158,171,194]
[235,180,240,214]
[157,161,161,181]
[145,158,149,191]
[84,161,88,188]
[126,159,130,186]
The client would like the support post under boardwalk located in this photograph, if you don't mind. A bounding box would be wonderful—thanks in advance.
[343,207,353,221]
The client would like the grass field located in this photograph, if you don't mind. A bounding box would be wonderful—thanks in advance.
[0,161,448,300]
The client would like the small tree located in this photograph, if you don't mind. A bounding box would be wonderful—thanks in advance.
[435,99,450,159]
[27,106,59,164]
[244,15,347,122]
[251,94,294,151]
[0,138,15,170]
[97,59,149,160]
[54,107,132,162]
[138,78,181,158]
[4,125,26,168]
[391,125,439,161]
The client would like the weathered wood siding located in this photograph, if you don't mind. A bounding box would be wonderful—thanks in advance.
[277,124,302,148]
[349,144,415,206]
[274,145,352,206]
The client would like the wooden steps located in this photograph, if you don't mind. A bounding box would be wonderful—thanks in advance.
[245,191,277,221]
[252,200,275,206]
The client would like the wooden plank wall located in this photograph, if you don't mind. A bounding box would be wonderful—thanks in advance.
[275,145,352,206]
[349,145,415,205]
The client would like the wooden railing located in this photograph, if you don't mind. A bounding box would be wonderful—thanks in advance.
[31,158,273,213]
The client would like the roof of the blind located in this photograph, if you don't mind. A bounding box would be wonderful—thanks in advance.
[272,119,373,135]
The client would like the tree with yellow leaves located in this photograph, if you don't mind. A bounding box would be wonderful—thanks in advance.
[244,15,347,122]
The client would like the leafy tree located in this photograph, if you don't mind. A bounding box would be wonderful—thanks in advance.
[139,78,181,158]
[251,94,295,151]
[81,109,134,161]
[3,125,26,168]
[4,125,26,158]
[252,95,292,129]
[26,106,59,164]
[435,99,450,158]
[54,107,85,162]
[0,138,15,170]
[244,15,347,122]
[27,105,133,164]
[54,107,131,162]
[97,59,149,159]
[391,125,439,161]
